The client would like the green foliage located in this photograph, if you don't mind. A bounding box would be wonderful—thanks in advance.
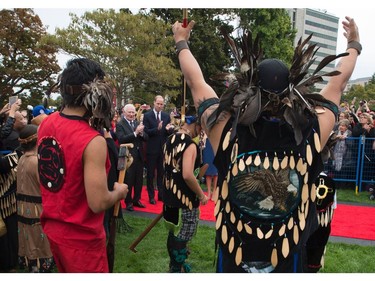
[46,9,181,109]
[0,8,60,106]
[236,9,296,64]
[26,8,295,111]
[343,75,375,110]
[149,8,295,107]
[149,8,233,106]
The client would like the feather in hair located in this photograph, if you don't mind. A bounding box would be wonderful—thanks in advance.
[81,78,114,130]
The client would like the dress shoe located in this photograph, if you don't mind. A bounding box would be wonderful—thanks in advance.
[126,204,134,212]
[149,199,156,205]
[133,201,145,208]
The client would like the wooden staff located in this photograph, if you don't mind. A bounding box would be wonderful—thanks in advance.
[128,212,163,253]
[107,143,133,272]
[113,143,134,216]
[181,8,188,125]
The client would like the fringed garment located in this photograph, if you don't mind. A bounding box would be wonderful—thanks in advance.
[17,151,54,272]
[0,152,18,271]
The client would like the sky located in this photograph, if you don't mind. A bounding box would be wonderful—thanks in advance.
[3,0,374,80]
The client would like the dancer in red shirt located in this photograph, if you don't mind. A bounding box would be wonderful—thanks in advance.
[38,58,128,273]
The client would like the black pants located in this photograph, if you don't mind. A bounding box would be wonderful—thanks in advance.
[125,156,144,205]
[146,152,164,200]
[0,213,18,272]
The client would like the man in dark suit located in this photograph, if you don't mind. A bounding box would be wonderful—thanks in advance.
[143,95,174,204]
[116,103,149,211]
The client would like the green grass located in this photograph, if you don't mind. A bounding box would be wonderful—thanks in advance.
[336,188,374,205]
[114,215,216,273]
[114,214,375,273]
[321,243,375,273]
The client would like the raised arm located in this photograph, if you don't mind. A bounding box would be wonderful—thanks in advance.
[319,16,361,147]
[172,20,228,153]
[172,20,217,107]
[320,16,360,104]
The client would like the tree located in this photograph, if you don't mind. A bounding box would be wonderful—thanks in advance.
[149,9,295,108]
[44,9,181,110]
[235,9,296,63]
[344,73,375,111]
[0,8,60,106]
[149,8,234,108]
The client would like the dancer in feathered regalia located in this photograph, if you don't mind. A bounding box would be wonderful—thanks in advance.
[172,15,360,272]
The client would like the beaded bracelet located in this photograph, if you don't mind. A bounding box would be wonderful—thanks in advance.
[347,41,362,55]
[176,40,189,56]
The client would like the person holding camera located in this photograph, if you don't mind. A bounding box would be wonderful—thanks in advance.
[0,99,23,151]
[356,100,371,116]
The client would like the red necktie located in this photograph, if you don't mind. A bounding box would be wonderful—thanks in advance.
[157,112,160,123]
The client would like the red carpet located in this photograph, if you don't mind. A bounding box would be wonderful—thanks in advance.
[331,203,375,241]
[123,187,375,241]
[121,187,216,220]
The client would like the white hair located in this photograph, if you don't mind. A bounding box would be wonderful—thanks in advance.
[123,103,135,112]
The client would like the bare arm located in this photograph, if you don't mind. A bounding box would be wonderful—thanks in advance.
[182,143,208,205]
[172,20,229,154]
[83,135,128,213]
[319,16,360,147]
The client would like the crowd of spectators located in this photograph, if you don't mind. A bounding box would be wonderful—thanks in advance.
[328,98,375,189]
[0,101,55,272]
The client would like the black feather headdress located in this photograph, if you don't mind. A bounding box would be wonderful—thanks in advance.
[210,29,348,145]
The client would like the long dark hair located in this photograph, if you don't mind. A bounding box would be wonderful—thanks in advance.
[58,58,114,130]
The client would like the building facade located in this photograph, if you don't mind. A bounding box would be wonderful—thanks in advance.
[287,8,340,91]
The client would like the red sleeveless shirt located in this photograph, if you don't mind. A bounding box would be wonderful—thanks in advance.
[38,112,110,250]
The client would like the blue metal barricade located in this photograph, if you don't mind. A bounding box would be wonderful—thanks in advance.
[324,137,375,192]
